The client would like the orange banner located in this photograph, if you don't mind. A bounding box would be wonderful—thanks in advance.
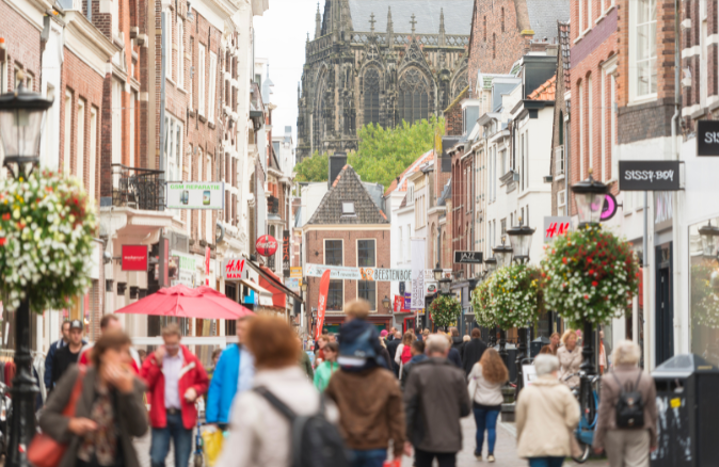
[315,269,331,340]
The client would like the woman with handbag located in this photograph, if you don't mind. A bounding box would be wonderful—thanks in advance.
[36,331,148,467]
[467,348,508,463]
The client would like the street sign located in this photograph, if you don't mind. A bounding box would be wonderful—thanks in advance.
[282,230,290,277]
[619,160,681,191]
[453,251,483,264]
[697,120,719,156]
[222,258,248,280]
[544,216,571,243]
[290,267,303,278]
[601,193,618,221]
[166,182,225,209]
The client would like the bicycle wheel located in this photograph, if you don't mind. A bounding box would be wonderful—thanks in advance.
[193,453,204,467]
[571,440,591,464]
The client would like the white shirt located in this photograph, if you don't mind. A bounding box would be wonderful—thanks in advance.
[237,346,255,394]
[163,352,183,409]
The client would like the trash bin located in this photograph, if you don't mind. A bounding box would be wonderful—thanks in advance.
[651,354,719,467]
[530,336,550,357]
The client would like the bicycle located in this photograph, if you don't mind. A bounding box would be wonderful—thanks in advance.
[565,371,600,463]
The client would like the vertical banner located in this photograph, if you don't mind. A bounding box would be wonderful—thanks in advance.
[205,246,211,286]
[282,230,291,277]
[411,238,425,309]
[315,269,331,340]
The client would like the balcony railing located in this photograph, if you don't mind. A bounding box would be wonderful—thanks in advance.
[111,164,165,211]
[555,145,565,178]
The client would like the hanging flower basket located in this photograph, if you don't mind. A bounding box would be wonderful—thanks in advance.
[471,279,497,329]
[691,262,719,329]
[0,170,96,313]
[484,263,543,330]
[540,224,640,328]
[429,294,462,329]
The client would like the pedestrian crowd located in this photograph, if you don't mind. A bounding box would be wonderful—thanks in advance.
[34,306,657,467]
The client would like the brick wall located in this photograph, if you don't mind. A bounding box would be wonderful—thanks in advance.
[444,103,463,135]
[0,3,42,92]
[304,227,391,315]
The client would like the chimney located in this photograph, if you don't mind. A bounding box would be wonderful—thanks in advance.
[328,152,347,189]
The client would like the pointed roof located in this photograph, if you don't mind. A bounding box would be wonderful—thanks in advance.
[527,74,556,101]
[348,0,473,35]
[384,149,435,196]
[307,165,389,225]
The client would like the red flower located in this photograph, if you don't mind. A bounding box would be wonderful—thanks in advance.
[589,269,595,276]
[592,281,598,287]
[584,294,589,300]
[587,258,593,264]
[0,238,5,246]
[562,257,568,264]
[73,198,79,205]
[1,213,9,221]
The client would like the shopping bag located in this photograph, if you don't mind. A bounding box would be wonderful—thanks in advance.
[202,428,224,467]
[383,460,401,467]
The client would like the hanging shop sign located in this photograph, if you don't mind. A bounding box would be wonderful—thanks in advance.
[255,235,278,257]
[282,230,291,277]
[601,193,618,221]
[393,295,403,313]
[171,250,196,287]
[222,258,248,280]
[619,161,681,191]
[411,239,425,309]
[166,182,225,209]
[304,263,411,281]
[544,216,572,243]
[454,251,483,264]
[697,120,719,156]
[121,245,148,271]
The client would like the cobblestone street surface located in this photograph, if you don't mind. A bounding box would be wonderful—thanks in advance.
[134,416,610,467]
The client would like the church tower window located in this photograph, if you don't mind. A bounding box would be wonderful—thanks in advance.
[364,67,382,127]
[398,68,430,125]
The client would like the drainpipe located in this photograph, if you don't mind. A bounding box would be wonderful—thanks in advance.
[159,12,167,174]
[671,0,680,159]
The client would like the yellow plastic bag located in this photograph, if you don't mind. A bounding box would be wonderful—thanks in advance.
[202,428,224,467]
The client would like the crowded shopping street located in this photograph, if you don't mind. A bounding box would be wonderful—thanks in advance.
[2,0,719,466]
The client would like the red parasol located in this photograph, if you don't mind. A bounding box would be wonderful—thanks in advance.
[115,284,253,319]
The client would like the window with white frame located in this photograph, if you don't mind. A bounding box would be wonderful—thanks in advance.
[76,99,85,185]
[325,239,343,266]
[198,43,206,116]
[63,91,72,174]
[328,280,343,311]
[130,91,137,168]
[357,239,376,267]
[520,133,525,191]
[586,0,593,32]
[112,0,119,38]
[89,107,97,199]
[700,0,708,108]
[165,12,172,77]
[579,80,584,178]
[579,0,584,32]
[558,190,566,216]
[358,280,376,310]
[208,52,217,122]
[588,74,593,171]
[112,79,122,164]
[398,226,403,261]
[631,0,657,100]
[164,113,183,182]
[177,19,184,88]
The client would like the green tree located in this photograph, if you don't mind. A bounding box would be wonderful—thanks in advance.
[293,117,444,189]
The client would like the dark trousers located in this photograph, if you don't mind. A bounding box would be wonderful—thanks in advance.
[415,449,456,467]
[150,411,193,467]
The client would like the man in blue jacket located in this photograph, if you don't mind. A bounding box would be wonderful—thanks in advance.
[43,321,70,391]
[206,315,255,427]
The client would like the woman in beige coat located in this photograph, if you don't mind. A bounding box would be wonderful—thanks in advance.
[557,329,583,388]
[516,354,580,467]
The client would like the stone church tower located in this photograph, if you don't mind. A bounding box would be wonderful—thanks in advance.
[296,0,474,161]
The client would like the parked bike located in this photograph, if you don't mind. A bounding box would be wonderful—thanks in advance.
[565,371,600,463]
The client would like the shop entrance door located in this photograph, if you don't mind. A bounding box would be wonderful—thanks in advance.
[655,243,674,366]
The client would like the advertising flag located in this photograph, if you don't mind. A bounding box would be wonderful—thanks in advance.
[315,269,331,340]
[411,239,425,309]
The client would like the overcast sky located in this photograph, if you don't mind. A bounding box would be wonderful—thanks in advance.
[254,0,318,148]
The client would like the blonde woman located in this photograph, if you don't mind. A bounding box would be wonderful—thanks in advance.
[467,349,509,463]
[394,331,415,378]
[557,329,583,388]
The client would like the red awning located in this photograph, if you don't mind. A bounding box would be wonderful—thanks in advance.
[259,265,287,308]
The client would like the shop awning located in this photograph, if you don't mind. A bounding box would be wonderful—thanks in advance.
[239,279,275,307]
[243,259,303,303]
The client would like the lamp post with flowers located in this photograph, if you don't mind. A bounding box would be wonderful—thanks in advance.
[0,72,96,467]
[492,240,513,362]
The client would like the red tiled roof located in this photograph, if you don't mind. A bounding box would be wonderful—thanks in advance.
[527,74,556,101]
[384,149,434,196]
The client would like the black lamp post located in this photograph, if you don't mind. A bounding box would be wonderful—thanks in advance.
[382,295,391,312]
[0,71,53,467]
[506,218,536,394]
[481,257,498,345]
[698,221,719,259]
[492,242,513,363]
[571,171,609,378]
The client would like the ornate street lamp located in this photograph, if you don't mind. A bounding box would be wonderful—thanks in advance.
[492,237,514,269]
[0,71,53,467]
[698,221,719,259]
[382,295,391,311]
[483,256,497,278]
[439,275,452,295]
[433,263,443,282]
[570,170,610,379]
[571,169,609,228]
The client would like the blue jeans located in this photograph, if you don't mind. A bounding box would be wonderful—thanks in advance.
[349,448,387,467]
[472,407,500,455]
[150,411,193,467]
[528,457,565,467]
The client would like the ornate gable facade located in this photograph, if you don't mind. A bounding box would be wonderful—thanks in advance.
[297,0,473,161]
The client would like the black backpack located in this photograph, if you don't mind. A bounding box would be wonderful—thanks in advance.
[612,371,645,429]
[254,387,349,467]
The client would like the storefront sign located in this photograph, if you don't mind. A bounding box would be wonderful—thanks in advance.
[166,182,225,210]
[601,193,618,221]
[285,277,300,292]
[282,230,290,277]
[403,293,412,311]
[619,161,681,191]
[411,239,425,309]
[171,250,196,287]
[697,120,719,156]
[255,235,278,257]
[393,295,403,313]
[290,267,302,278]
[454,251,483,264]
[121,245,148,271]
[222,258,248,280]
[304,264,411,281]
[424,269,452,281]
[544,216,572,243]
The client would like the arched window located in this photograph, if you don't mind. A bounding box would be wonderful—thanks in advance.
[452,71,468,98]
[315,70,332,148]
[398,68,430,125]
[363,67,381,127]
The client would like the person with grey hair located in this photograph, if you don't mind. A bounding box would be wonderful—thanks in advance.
[593,340,657,466]
[516,354,579,466]
[404,334,471,467]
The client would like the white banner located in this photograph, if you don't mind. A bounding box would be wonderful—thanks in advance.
[166,181,225,210]
[411,239,425,309]
[304,263,411,282]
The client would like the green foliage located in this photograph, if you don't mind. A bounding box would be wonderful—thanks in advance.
[293,117,445,189]
[483,264,544,330]
[430,294,462,329]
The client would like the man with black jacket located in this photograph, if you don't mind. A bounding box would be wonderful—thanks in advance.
[462,328,488,377]
[386,330,402,376]
[50,320,85,390]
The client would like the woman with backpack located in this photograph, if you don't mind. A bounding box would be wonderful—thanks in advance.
[592,340,657,466]
[216,316,341,467]
[467,348,508,463]
[394,332,415,379]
